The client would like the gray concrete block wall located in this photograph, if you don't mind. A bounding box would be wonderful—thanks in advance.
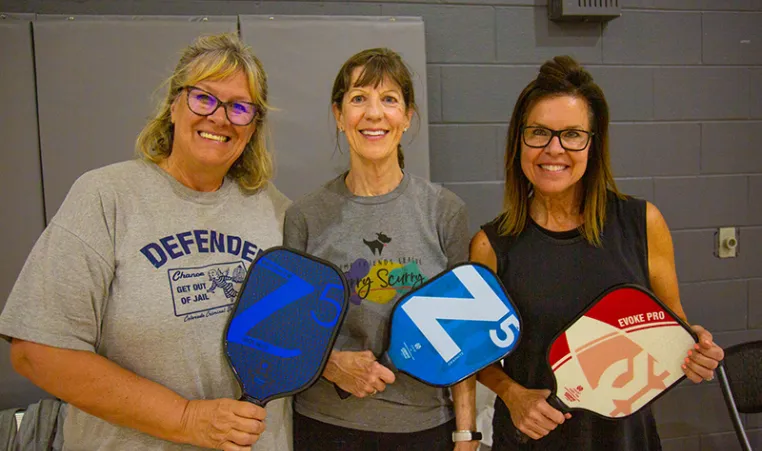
[680,281,748,332]
[702,12,762,64]
[602,11,702,64]
[382,4,496,63]
[593,66,654,120]
[751,176,762,224]
[702,122,762,174]
[752,68,762,117]
[497,7,602,64]
[751,279,762,328]
[654,176,749,229]
[653,68,750,120]
[609,123,701,177]
[615,178,655,202]
[0,0,760,448]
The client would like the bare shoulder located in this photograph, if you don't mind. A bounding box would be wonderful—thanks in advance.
[645,202,672,244]
[469,230,497,271]
[646,201,667,229]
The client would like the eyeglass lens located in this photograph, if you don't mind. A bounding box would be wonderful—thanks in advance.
[523,126,590,151]
[186,87,257,126]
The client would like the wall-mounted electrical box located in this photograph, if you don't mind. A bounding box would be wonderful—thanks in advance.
[549,0,621,22]
[715,227,739,259]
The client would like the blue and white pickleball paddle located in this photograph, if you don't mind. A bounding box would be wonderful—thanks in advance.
[337,262,521,397]
[389,262,522,386]
[225,246,349,406]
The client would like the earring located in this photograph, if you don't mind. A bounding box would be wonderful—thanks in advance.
[404,127,408,132]
[339,128,344,133]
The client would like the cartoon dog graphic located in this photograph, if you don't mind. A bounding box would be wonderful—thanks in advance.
[363,232,391,256]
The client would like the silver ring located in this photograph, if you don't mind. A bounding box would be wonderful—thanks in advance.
[370,390,378,396]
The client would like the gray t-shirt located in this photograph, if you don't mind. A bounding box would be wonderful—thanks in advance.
[0,160,292,451]
[283,172,469,433]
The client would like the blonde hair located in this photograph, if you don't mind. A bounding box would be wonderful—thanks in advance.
[499,55,622,247]
[136,33,272,191]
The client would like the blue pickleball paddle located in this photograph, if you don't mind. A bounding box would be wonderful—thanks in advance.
[225,246,349,406]
[336,262,521,397]
[389,263,522,386]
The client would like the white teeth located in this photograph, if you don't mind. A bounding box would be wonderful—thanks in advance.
[199,131,229,142]
[361,130,386,136]
[540,165,566,172]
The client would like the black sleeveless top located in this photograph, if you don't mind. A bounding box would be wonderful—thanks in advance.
[482,192,662,451]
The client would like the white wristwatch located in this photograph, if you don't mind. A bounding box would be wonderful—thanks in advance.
[452,430,483,442]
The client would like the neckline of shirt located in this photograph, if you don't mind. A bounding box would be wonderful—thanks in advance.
[145,159,235,205]
[529,218,583,242]
[331,170,410,205]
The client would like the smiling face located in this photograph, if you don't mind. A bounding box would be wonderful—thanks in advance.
[333,67,413,166]
[169,70,257,178]
[520,95,592,199]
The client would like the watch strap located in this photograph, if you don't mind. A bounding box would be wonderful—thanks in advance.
[452,430,483,442]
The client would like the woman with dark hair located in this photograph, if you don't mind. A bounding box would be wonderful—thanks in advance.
[471,55,724,450]
[284,48,479,450]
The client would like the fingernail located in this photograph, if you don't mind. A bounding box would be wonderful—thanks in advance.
[687,350,693,356]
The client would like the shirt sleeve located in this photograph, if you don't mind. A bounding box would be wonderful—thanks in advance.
[0,173,115,352]
[436,188,470,268]
[283,204,308,252]
[264,182,292,237]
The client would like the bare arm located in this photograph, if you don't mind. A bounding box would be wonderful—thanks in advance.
[11,339,265,450]
[470,231,522,401]
[470,231,567,441]
[451,375,478,450]
[645,202,724,382]
[645,202,686,321]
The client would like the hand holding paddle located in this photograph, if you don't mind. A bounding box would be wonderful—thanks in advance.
[682,324,724,383]
[325,350,396,397]
[502,386,571,441]
[180,398,267,450]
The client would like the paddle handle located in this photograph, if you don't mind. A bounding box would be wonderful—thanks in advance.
[547,394,566,411]
[239,394,265,407]
[515,394,567,444]
[334,384,352,399]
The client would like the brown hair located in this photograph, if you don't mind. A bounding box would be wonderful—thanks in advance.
[499,55,622,246]
[330,47,416,169]
[136,33,272,191]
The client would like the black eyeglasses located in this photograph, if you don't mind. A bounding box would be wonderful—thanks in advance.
[183,86,258,126]
[521,126,593,152]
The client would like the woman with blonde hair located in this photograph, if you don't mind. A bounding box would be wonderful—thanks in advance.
[0,33,291,450]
